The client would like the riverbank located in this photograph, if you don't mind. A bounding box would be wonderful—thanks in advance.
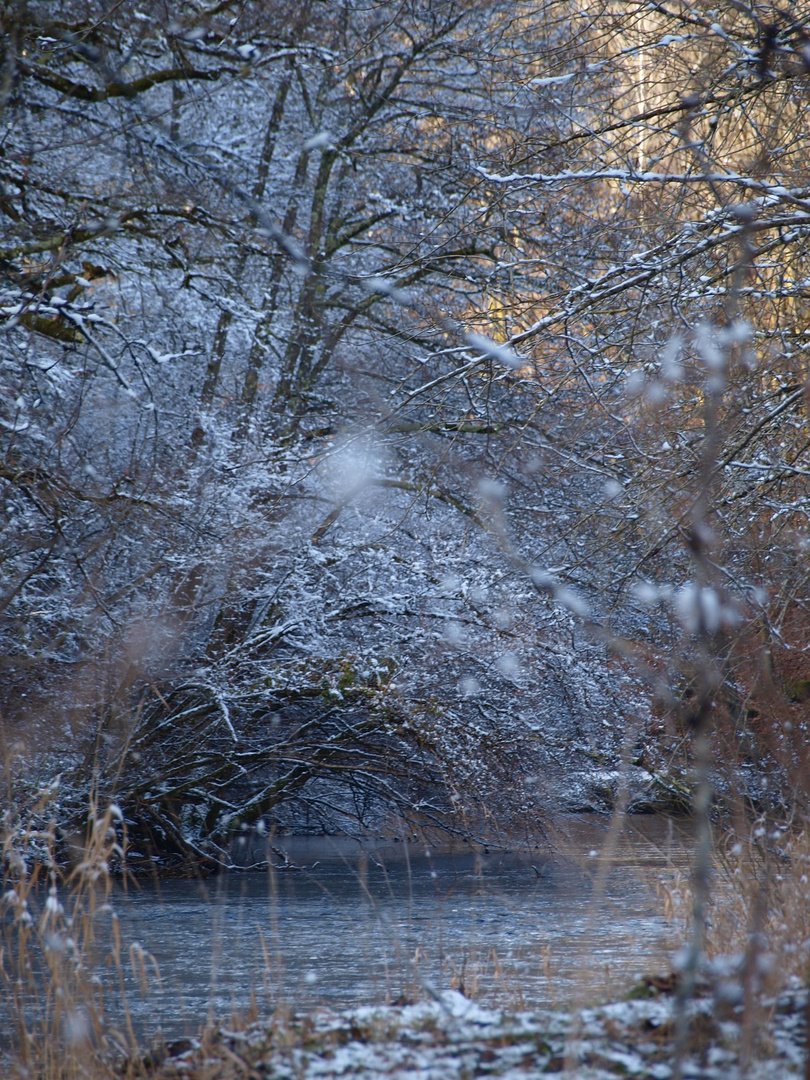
[135,981,808,1079]
[4,817,810,1078]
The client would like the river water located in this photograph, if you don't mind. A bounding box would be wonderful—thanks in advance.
[104,816,693,1041]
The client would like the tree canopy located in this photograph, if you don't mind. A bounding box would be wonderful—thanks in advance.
[2,0,809,867]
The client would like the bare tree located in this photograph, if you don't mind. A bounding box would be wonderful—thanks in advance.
[3,0,809,874]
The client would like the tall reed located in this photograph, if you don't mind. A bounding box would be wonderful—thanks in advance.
[1,782,158,1078]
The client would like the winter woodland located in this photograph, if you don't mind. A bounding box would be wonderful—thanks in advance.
[2,0,809,868]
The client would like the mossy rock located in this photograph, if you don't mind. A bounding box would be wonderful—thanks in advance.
[784,677,810,703]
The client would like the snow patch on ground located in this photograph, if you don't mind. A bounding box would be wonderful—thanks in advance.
[151,982,808,1079]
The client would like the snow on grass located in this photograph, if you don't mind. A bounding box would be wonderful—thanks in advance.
[147,982,808,1079]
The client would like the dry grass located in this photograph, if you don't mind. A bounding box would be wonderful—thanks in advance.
[645,817,810,995]
[643,814,810,1067]
[710,821,810,979]
[1,786,158,1079]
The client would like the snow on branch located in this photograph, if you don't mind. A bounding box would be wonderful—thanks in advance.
[473,164,810,205]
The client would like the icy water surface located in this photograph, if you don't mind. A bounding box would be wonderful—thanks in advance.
[110,817,693,1040]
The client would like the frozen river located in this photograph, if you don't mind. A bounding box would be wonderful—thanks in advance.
[107,816,693,1041]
